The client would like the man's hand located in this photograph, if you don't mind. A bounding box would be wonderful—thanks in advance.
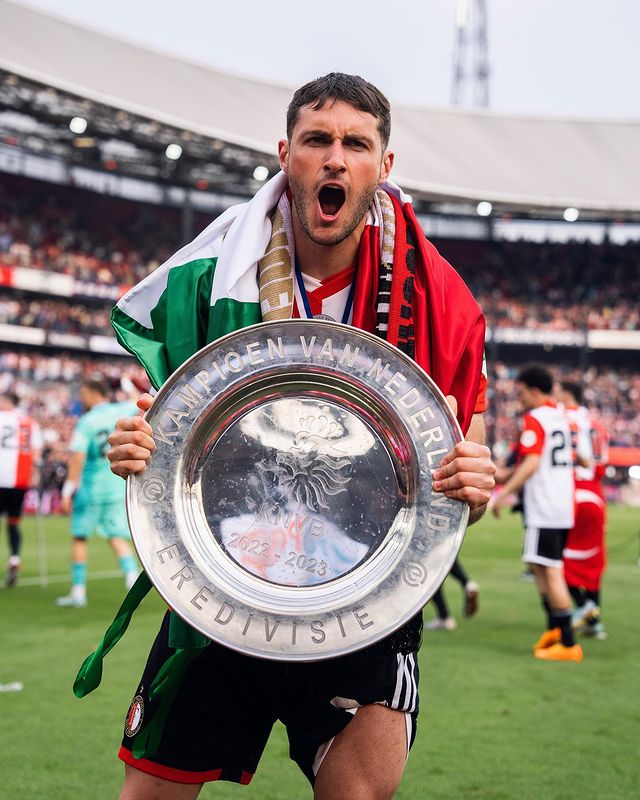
[107,393,156,479]
[489,489,511,518]
[430,397,496,523]
[60,495,72,515]
[432,441,496,511]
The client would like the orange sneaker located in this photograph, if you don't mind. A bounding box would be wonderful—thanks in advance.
[533,643,584,662]
[532,628,561,652]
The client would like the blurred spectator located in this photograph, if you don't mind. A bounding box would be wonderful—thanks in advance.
[437,238,640,331]
[0,291,112,336]
[0,173,210,287]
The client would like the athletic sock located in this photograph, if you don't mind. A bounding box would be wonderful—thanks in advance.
[541,594,553,629]
[8,522,21,557]
[550,609,575,647]
[119,555,139,589]
[569,585,586,608]
[71,561,87,601]
[585,590,600,607]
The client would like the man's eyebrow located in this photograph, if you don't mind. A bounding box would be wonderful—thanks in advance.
[299,129,375,143]
[300,129,332,138]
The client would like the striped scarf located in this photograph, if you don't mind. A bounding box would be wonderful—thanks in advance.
[112,171,484,433]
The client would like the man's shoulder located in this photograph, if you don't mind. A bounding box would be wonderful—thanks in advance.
[529,403,568,430]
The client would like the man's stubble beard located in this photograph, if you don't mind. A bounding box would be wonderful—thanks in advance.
[289,173,380,247]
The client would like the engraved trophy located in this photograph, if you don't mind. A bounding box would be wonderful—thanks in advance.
[127,319,469,660]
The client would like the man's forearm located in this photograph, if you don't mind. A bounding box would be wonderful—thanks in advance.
[500,455,539,496]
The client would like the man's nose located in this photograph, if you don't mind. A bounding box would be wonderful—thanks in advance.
[323,141,347,173]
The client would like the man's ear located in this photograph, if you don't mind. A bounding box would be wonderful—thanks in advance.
[380,150,394,183]
[278,139,289,174]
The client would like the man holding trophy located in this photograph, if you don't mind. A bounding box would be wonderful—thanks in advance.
[101,73,496,799]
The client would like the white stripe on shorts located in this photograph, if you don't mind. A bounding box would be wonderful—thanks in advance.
[523,525,540,563]
[404,712,413,762]
[523,525,563,567]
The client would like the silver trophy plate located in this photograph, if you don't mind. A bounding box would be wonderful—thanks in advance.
[127,319,469,661]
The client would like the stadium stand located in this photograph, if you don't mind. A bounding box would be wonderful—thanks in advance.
[438,238,640,331]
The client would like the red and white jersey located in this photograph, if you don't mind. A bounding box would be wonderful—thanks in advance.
[0,409,43,489]
[518,400,574,529]
[585,418,609,486]
[293,265,355,324]
[564,404,595,481]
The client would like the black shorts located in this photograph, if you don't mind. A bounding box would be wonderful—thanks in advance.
[119,612,421,786]
[0,488,27,519]
[523,526,569,568]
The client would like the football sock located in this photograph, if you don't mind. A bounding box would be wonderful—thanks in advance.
[569,585,586,608]
[585,590,600,607]
[119,554,138,577]
[541,594,552,629]
[71,561,87,600]
[7,522,21,557]
[550,609,575,647]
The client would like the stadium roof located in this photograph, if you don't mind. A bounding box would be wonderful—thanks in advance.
[3,0,640,216]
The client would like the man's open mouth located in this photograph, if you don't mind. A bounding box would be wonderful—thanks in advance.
[318,185,345,218]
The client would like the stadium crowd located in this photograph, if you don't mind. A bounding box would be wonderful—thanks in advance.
[1,174,639,332]
[439,238,640,331]
[0,291,111,334]
[0,173,209,287]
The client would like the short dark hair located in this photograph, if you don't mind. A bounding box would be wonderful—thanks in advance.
[287,72,391,150]
[82,378,109,398]
[1,391,19,407]
[517,364,553,394]
[561,380,583,405]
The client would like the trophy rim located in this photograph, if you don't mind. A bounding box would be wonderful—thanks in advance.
[127,319,469,661]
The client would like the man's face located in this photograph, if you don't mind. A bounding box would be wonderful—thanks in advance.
[516,382,536,411]
[278,100,393,247]
[79,386,94,411]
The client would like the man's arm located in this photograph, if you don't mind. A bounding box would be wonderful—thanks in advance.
[432,408,496,526]
[60,450,86,514]
[30,448,42,489]
[490,453,540,518]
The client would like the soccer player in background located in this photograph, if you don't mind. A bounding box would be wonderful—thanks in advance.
[56,378,139,607]
[491,365,583,662]
[557,381,609,639]
[0,391,42,587]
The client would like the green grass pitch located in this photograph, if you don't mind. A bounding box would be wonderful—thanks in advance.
[1,506,638,799]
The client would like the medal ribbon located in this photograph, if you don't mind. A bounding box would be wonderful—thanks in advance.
[294,258,355,324]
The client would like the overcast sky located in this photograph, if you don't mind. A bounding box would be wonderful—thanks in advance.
[19,0,640,120]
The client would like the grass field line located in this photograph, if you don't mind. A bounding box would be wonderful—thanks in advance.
[0,569,122,589]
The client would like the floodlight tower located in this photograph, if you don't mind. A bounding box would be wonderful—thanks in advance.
[451,0,490,108]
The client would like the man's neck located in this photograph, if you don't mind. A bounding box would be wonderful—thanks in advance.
[292,214,365,280]
[532,394,554,409]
